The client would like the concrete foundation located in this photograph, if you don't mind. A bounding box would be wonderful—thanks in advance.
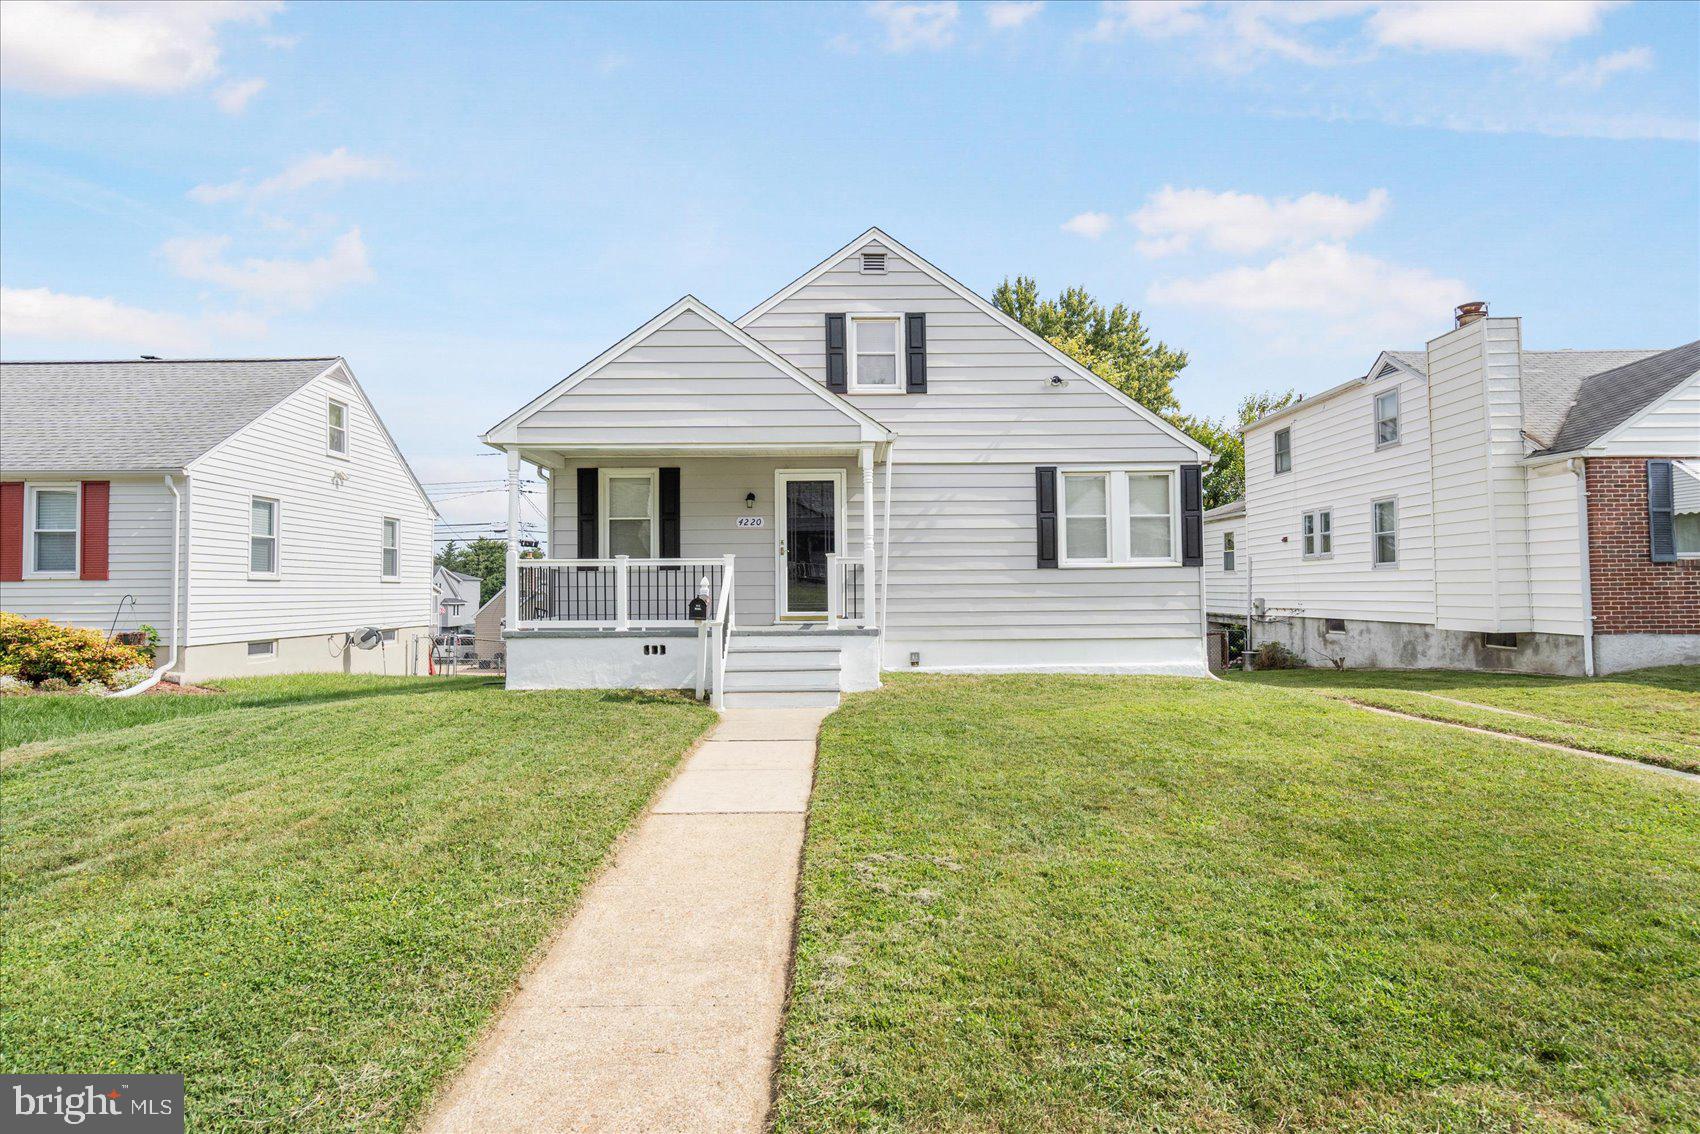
[1254,615,1587,676]
[1594,633,1700,675]
[176,625,430,682]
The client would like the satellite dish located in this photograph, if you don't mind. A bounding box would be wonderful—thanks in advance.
[351,626,384,650]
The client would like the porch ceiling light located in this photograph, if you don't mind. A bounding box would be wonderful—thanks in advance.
[745,492,756,510]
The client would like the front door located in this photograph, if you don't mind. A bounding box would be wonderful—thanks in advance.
[775,470,843,620]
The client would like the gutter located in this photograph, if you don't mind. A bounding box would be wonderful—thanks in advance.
[111,472,184,697]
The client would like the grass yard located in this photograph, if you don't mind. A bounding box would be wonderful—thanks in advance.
[1233,666,1700,774]
[1,675,714,1133]
[772,674,1700,1133]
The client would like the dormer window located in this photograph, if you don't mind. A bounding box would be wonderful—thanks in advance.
[859,251,887,274]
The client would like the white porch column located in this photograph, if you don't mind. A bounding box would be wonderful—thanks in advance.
[860,444,876,628]
[505,448,521,628]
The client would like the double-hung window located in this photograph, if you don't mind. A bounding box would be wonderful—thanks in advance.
[1273,428,1292,474]
[1372,498,1398,565]
[601,470,657,558]
[1302,509,1332,558]
[1374,389,1400,447]
[327,399,349,456]
[250,497,279,576]
[1223,531,1236,573]
[847,314,902,393]
[29,485,79,575]
[1059,469,1179,566]
[381,518,400,579]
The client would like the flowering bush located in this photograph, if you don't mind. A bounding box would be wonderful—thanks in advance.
[0,613,150,686]
[111,665,155,691]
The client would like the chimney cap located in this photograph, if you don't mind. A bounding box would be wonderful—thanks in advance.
[1455,300,1489,327]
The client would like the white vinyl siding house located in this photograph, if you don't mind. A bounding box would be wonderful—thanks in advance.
[1202,500,1246,619]
[486,229,1212,703]
[1,358,436,682]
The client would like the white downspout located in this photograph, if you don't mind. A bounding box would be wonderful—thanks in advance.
[113,473,182,698]
[1573,458,1596,677]
[879,443,895,662]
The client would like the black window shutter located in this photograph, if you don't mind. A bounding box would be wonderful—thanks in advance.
[1648,459,1676,563]
[576,467,598,560]
[1036,466,1058,568]
[659,467,681,558]
[905,312,927,393]
[1181,464,1204,566]
[825,313,847,392]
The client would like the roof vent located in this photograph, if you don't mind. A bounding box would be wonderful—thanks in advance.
[1454,300,1488,328]
[860,251,887,274]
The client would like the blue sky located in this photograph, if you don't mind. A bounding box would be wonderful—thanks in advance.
[3,1,1696,534]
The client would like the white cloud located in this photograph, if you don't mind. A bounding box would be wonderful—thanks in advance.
[0,285,262,351]
[1367,0,1624,58]
[868,1,960,51]
[1089,0,1207,42]
[1061,211,1114,238]
[0,0,280,96]
[214,76,265,113]
[1149,242,1469,338]
[1131,186,1390,257]
[189,148,397,205]
[161,228,373,308]
[1560,45,1652,88]
[986,1,1044,30]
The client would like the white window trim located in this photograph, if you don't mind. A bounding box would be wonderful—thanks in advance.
[846,312,906,395]
[1374,388,1401,449]
[1371,496,1400,567]
[598,468,660,558]
[24,482,80,579]
[381,517,401,581]
[327,398,350,459]
[1057,467,1182,569]
[1223,530,1236,573]
[1273,427,1292,475]
[249,496,281,580]
[1301,508,1333,560]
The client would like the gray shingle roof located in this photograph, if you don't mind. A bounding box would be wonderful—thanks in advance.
[1204,498,1244,520]
[0,358,338,472]
[1538,340,1700,456]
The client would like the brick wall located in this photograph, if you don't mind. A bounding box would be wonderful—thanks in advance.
[1586,458,1700,634]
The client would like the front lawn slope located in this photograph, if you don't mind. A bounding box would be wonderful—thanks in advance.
[772,675,1700,1133]
[1,678,714,1133]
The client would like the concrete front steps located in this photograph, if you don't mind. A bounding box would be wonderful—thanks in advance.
[722,635,843,708]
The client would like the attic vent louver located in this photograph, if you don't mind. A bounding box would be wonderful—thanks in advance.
[860,251,887,274]
[1375,362,1399,378]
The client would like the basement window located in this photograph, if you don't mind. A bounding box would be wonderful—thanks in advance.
[1482,633,1519,650]
[1325,618,1346,634]
[247,640,277,659]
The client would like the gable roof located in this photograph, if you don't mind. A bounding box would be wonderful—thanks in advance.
[1537,339,1700,456]
[483,295,891,446]
[0,357,338,472]
[1204,498,1244,521]
[735,227,1212,460]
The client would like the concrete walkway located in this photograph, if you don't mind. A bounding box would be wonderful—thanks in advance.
[422,707,828,1134]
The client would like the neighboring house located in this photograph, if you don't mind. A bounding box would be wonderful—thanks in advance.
[432,567,481,633]
[0,358,437,681]
[1203,498,1247,622]
[482,228,1212,706]
[473,587,505,665]
[1220,306,1698,676]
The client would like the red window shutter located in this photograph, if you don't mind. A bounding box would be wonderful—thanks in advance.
[80,481,110,581]
[0,482,22,582]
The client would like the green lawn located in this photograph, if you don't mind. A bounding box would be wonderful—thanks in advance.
[1,675,715,1133]
[772,675,1700,1133]
[1232,666,1700,774]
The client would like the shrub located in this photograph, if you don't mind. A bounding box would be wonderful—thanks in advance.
[1252,641,1307,670]
[37,677,71,693]
[0,613,150,687]
[77,681,109,696]
[111,665,155,691]
[0,674,28,696]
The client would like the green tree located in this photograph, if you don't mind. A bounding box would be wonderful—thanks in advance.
[435,538,513,606]
[992,276,1188,415]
